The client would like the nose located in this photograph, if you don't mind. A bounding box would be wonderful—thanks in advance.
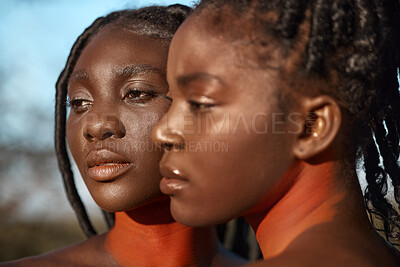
[84,113,126,142]
[152,112,185,151]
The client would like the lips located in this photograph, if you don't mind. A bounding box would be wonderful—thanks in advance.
[86,150,133,182]
[159,164,188,196]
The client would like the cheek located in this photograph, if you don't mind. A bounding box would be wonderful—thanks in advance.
[122,107,166,166]
[66,117,83,158]
[123,102,168,140]
[195,134,275,190]
[187,116,292,215]
[66,116,90,178]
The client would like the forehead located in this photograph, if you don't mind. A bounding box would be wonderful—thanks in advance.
[74,26,169,72]
[168,15,241,78]
[168,13,280,86]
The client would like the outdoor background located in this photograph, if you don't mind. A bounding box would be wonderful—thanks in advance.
[0,0,193,261]
[0,0,398,263]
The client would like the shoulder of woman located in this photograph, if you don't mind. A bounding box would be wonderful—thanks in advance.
[0,233,117,267]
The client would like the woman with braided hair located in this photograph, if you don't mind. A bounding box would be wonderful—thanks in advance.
[1,4,246,267]
[153,0,400,265]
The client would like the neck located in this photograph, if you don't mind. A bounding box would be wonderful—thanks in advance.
[105,196,219,267]
[245,160,354,258]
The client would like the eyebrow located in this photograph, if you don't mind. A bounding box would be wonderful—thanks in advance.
[113,64,165,78]
[69,70,89,82]
[176,72,224,88]
[69,64,165,83]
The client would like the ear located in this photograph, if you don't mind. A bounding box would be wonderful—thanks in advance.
[292,95,342,160]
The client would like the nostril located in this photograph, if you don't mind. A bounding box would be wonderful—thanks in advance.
[84,119,125,141]
[161,141,186,151]
[103,131,113,139]
[161,143,173,151]
[85,132,94,142]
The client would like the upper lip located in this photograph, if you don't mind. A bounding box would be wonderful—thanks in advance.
[159,163,187,181]
[86,149,132,168]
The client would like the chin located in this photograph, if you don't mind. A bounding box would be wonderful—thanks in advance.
[90,188,162,213]
[170,197,248,227]
[169,200,218,227]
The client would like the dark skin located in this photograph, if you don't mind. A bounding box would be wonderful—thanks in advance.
[1,26,245,267]
[66,26,170,212]
[152,12,400,267]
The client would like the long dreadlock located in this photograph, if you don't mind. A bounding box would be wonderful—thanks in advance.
[195,0,400,246]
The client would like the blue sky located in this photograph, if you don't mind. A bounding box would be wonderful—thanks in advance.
[0,0,194,147]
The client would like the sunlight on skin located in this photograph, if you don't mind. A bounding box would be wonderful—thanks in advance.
[245,161,345,258]
[0,0,194,221]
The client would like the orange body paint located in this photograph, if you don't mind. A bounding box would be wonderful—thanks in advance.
[245,161,345,259]
[104,196,219,267]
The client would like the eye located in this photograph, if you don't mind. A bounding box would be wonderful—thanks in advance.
[67,98,93,113]
[188,100,216,112]
[188,97,216,112]
[123,89,157,104]
[162,95,173,102]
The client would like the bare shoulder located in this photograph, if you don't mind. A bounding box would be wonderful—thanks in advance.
[0,234,117,267]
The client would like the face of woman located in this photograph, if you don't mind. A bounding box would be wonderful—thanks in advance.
[66,26,170,212]
[152,15,298,227]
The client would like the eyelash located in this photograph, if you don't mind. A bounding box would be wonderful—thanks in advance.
[188,100,216,112]
[123,89,158,104]
[162,95,173,102]
[67,98,92,113]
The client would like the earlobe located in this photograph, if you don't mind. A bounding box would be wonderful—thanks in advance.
[293,95,342,160]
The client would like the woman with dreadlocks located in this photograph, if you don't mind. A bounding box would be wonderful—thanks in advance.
[1,4,246,267]
[153,0,400,265]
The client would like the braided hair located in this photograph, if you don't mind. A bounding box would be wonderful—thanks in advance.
[194,0,400,245]
[55,4,191,238]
